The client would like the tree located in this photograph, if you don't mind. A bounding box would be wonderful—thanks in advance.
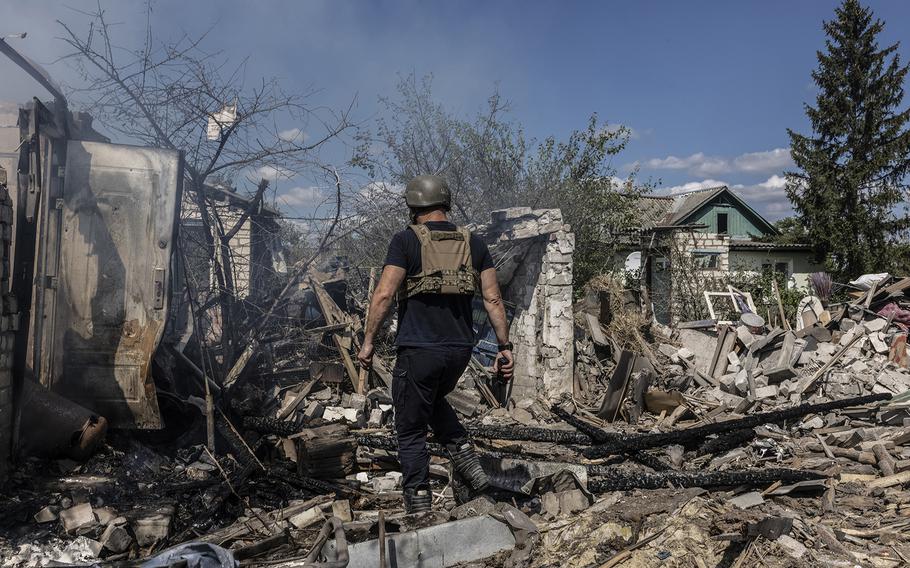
[786,0,910,279]
[348,74,650,290]
[758,216,809,245]
[58,4,355,374]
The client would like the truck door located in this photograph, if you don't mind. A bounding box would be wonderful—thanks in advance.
[47,141,182,428]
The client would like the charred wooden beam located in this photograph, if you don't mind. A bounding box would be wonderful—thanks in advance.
[550,407,615,442]
[267,466,358,498]
[581,393,891,459]
[588,467,824,492]
[695,429,757,457]
[468,424,593,445]
[356,434,447,456]
[551,406,671,470]
[243,416,299,437]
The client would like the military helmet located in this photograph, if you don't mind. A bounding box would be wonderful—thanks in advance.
[405,175,451,209]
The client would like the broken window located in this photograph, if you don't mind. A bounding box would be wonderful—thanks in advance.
[762,261,791,277]
[693,252,720,270]
[717,212,728,234]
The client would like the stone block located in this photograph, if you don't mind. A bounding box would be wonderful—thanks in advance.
[450,496,496,520]
[367,408,385,428]
[34,506,57,523]
[289,506,325,529]
[331,500,353,523]
[304,401,325,421]
[130,507,173,547]
[101,522,132,553]
[60,503,95,533]
[754,385,778,400]
[864,318,888,333]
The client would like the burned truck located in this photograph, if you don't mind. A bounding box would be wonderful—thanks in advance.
[0,39,183,477]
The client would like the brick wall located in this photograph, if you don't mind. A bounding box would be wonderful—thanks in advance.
[0,176,15,479]
[480,208,575,401]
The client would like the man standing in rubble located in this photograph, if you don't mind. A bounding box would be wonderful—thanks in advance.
[358,174,514,514]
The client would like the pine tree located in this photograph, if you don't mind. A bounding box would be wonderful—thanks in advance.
[786,0,910,278]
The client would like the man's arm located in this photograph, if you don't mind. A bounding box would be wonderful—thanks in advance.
[480,267,514,380]
[358,265,406,368]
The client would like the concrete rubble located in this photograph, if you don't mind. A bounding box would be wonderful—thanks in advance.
[1,210,909,567]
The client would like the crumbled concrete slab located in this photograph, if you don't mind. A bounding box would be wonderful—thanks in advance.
[729,491,764,509]
[34,506,57,524]
[100,522,132,553]
[331,500,353,523]
[289,506,324,529]
[59,503,95,533]
[322,514,516,568]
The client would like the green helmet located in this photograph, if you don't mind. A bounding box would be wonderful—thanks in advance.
[405,175,451,209]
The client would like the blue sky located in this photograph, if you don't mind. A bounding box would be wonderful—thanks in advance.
[1,0,908,221]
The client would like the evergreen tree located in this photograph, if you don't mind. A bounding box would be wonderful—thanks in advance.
[786,0,910,278]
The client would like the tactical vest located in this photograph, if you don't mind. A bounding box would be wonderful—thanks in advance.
[399,224,479,299]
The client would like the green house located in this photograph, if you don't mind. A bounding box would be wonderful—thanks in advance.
[627,186,823,324]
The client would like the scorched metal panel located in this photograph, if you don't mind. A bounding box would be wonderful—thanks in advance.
[52,140,182,428]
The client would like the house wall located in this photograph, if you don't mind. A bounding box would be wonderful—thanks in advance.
[482,208,575,401]
[685,193,770,239]
[180,192,254,298]
[0,105,18,479]
[729,250,823,290]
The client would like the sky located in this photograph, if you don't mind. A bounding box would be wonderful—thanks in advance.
[1,0,909,222]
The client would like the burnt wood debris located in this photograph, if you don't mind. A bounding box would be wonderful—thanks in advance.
[0,56,909,566]
[3,206,908,566]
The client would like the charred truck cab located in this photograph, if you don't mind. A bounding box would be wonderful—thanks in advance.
[0,39,183,477]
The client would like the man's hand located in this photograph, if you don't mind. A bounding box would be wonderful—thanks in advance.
[358,342,375,370]
[493,349,514,381]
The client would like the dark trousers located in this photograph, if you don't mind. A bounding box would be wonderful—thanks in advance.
[393,346,472,490]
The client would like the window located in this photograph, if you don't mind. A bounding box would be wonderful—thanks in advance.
[762,261,791,277]
[717,212,728,234]
[693,252,720,270]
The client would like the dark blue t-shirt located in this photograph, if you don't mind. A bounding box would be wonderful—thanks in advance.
[384,221,494,347]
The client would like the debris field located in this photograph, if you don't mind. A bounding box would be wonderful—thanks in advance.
[1,213,910,568]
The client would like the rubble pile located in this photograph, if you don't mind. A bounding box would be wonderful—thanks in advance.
[1,207,909,566]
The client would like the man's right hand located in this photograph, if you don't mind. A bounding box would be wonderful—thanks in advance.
[493,350,514,381]
[358,342,375,369]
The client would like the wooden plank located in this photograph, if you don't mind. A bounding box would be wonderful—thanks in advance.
[308,276,360,390]
[357,268,379,394]
[867,470,910,489]
[597,350,636,421]
[585,313,609,346]
[770,279,791,331]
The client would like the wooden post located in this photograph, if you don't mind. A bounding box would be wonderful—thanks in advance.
[378,509,387,568]
[771,279,791,331]
[357,267,379,394]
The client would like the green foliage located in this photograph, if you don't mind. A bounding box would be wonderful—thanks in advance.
[729,269,806,324]
[758,217,809,245]
[786,0,910,279]
[353,74,651,291]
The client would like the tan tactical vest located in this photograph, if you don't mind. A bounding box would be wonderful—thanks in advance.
[399,224,479,299]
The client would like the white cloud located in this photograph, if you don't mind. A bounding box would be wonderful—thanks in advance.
[278,185,323,207]
[732,148,793,173]
[278,127,308,143]
[644,147,793,177]
[645,153,728,176]
[664,179,729,194]
[254,164,296,181]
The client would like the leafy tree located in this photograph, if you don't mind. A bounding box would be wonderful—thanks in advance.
[786,0,910,279]
[349,74,650,290]
[758,216,809,245]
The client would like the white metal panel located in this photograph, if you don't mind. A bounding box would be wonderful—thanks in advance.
[51,140,181,428]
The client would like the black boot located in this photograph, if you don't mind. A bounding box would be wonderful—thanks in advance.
[446,439,490,491]
[403,486,432,514]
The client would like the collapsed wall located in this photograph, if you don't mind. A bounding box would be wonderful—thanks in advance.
[479,208,575,401]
